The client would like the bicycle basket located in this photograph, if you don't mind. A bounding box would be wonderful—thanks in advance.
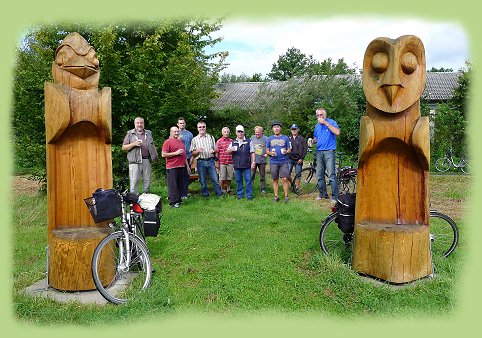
[84,189,122,223]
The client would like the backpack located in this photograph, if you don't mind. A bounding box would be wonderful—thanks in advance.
[335,193,356,234]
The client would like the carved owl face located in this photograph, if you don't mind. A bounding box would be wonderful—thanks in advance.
[362,35,426,113]
[52,32,100,89]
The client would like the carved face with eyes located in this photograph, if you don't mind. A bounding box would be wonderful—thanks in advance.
[52,32,100,89]
[362,35,426,113]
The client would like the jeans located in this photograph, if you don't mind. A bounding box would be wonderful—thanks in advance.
[234,168,253,199]
[288,160,303,176]
[197,158,222,197]
[316,150,338,199]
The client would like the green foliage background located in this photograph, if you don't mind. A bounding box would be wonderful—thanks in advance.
[12,21,470,181]
[12,20,228,179]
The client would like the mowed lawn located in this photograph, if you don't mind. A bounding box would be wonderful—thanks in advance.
[12,174,470,324]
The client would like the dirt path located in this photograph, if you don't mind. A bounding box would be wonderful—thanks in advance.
[11,176,41,196]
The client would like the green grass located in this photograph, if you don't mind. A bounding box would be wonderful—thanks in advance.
[12,175,467,324]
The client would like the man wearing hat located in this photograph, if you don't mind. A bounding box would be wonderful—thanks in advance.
[227,125,255,200]
[288,124,308,193]
[266,121,292,203]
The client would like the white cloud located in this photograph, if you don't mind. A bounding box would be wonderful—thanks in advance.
[207,17,469,76]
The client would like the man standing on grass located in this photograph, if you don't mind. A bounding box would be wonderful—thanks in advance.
[288,124,307,193]
[162,126,190,208]
[177,117,193,199]
[266,121,292,203]
[216,127,234,195]
[313,107,340,202]
[250,126,268,194]
[190,120,223,198]
[227,125,255,200]
[122,117,158,194]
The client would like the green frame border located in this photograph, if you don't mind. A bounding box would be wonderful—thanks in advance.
[2,1,480,337]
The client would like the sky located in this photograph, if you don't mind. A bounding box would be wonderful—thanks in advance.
[205,17,469,77]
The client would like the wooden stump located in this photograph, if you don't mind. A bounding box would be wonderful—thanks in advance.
[352,223,432,283]
[48,227,112,291]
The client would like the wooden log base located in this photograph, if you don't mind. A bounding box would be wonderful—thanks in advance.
[48,227,112,291]
[352,223,432,284]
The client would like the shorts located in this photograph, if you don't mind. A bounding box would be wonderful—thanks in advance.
[270,162,290,180]
[219,163,234,180]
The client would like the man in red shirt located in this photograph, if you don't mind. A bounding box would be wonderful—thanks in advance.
[162,126,190,208]
[216,127,234,194]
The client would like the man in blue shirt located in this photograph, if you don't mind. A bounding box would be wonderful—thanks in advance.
[177,117,193,199]
[266,121,292,203]
[313,108,340,202]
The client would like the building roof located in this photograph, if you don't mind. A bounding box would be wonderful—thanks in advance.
[212,72,461,111]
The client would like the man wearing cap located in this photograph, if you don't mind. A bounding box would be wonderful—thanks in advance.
[313,107,340,202]
[216,127,234,194]
[227,125,255,200]
[266,121,292,203]
[288,124,308,193]
[250,126,268,193]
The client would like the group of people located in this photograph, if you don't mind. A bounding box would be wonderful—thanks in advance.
[122,108,340,208]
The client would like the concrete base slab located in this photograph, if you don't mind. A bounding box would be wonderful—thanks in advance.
[23,278,109,305]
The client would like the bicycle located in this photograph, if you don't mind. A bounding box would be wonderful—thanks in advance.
[84,178,154,304]
[435,148,470,174]
[319,208,459,262]
[291,148,357,195]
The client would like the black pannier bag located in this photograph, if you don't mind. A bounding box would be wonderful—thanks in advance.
[335,193,356,234]
[84,189,122,223]
[143,200,162,237]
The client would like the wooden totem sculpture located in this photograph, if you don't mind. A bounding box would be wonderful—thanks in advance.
[352,35,432,283]
[45,32,113,291]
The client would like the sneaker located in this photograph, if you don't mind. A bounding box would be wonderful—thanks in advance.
[261,189,267,194]
[181,196,188,200]
[284,196,289,203]
[330,198,337,204]
[247,197,253,201]
[170,203,180,208]
[274,196,280,202]
[315,195,329,201]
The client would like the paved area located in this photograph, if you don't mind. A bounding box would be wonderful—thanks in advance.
[23,278,110,305]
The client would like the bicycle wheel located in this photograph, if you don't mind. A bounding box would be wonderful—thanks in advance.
[92,231,152,304]
[319,212,353,262]
[429,210,459,258]
[435,157,451,172]
[339,176,356,194]
[294,168,318,195]
[460,158,471,174]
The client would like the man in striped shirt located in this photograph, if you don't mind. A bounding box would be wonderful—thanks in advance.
[216,127,234,194]
[190,121,223,197]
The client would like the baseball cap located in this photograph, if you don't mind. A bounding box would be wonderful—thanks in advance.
[236,125,244,132]
[290,124,299,129]
[271,120,282,127]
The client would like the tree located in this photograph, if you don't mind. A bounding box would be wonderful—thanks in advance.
[267,47,311,81]
[254,76,364,164]
[428,67,454,72]
[431,61,471,160]
[308,57,357,76]
[12,20,227,178]
[219,72,265,83]
[268,47,358,81]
